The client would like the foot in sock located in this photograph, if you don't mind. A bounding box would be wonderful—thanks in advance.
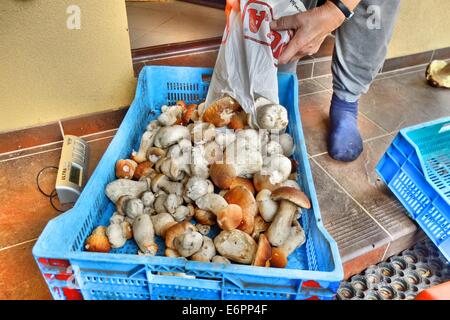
[328,93,363,162]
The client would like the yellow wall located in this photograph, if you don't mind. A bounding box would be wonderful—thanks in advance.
[388,0,450,58]
[0,0,135,132]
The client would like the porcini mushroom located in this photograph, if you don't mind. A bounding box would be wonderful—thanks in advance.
[255,103,288,131]
[165,221,196,249]
[158,104,184,126]
[151,212,176,237]
[191,236,216,262]
[115,159,138,179]
[184,176,210,201]
[426,60,450,89]
[133,161,154,180]
[203,96,241,127]
[211,255,231,264]
[151,174,183,196]
[270,222,306,268]
[194,208,216,225]
[252,234,271,267]
[196,194,243,231]
[85,226,111,253]
[266,187,310,246]
[256,189,279,223]
[209,163,236,189]
[106,221,132,249]
[261,154,292,185]
[224,186,258,234]
[173,230,203,257]
[105,178,151,203]
[132,214,158,256]
[125,198,144,220]
[131,125,160,163]
[154,125,190,148]
[214,229,257,264]
[141,191,155,207]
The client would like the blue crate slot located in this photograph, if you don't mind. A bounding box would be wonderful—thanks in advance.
[33,66,343,300]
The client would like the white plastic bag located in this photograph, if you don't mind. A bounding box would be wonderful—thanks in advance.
[205,0,306,117]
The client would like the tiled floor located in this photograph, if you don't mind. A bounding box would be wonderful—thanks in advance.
[126,1,226,49]
[0,62,449,299]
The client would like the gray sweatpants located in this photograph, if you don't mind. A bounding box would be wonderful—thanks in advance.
[280,0,401,102]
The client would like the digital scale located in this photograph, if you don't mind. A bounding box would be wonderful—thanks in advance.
[55,135,89,204]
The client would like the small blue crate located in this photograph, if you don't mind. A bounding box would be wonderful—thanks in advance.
[376,117,450,261]
[33,66,343,300]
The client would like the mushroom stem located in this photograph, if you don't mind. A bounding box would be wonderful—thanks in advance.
[266,200,297,246]
[132,214,158,256]
[270,223,306,268]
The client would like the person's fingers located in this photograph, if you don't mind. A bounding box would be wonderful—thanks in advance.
[270,14,302,31]
[278,32,309,64]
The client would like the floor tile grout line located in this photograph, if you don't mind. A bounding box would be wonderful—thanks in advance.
[0,128,119,158]
[311,157,394,240]
[299,89,331,98]
[0,147,63,163]
[0,140,64,157]
[0,135,115,163]
[359,111,389,135]
[58,121,65,139]
[0,238,38,252]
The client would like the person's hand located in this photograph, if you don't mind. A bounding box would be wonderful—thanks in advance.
[270,1,346,64]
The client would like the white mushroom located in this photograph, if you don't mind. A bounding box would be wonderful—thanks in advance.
[172,205,191,222]
[141,191,155,207]
[105,178,151,203]
[255,103,288,131]
[224,129,263,178]
[131,125,161,163]
[214,128,236,150]
[256,189,279,223]
[190,145,210,179]
[154,125,190,149]
[196,224,211,236]
[214,229,257,264]
[109,212,125,224]
[133,214,158,256]
[151,174,183,196]
[157,104,183,126]
[125,198,144,220]
[154,192,168,214]
[261,154,292,185]
[190,122,216,145]
[106,221,132,249]
[203,141,223,164]
[211,255,231,264]
[278,133,295,157]
[184,177,210,201]
[173,230,203,257]
[164,194,183,214]
[191,236,216,262]
[151,213,176,237]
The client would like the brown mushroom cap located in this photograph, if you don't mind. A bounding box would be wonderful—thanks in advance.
[133,161,154,180]
[252,234,272,267]
[165,221,196,249]
[229,177,255,195]
[85,226,111,253]
[253,173,278,193]
[271,186,311,209]
[224,186,258,217]
[228,111,248,130]
[194,208,217,225]
[203,96,241,127]
[209,163,237,189]
[216,204,243,231]
[116,159,137,179]
[224,186,257,234]
[182,104,198,124]
[270,247,288,268]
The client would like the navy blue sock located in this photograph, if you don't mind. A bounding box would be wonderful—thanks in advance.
[328,93,363,162]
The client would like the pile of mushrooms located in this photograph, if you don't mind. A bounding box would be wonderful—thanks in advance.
[85,96,311,269]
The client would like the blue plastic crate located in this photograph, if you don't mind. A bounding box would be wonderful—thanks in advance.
[376,117,450,261]
[33,66,343,300]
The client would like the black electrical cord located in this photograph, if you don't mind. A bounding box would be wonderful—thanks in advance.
[36,166,74,213]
